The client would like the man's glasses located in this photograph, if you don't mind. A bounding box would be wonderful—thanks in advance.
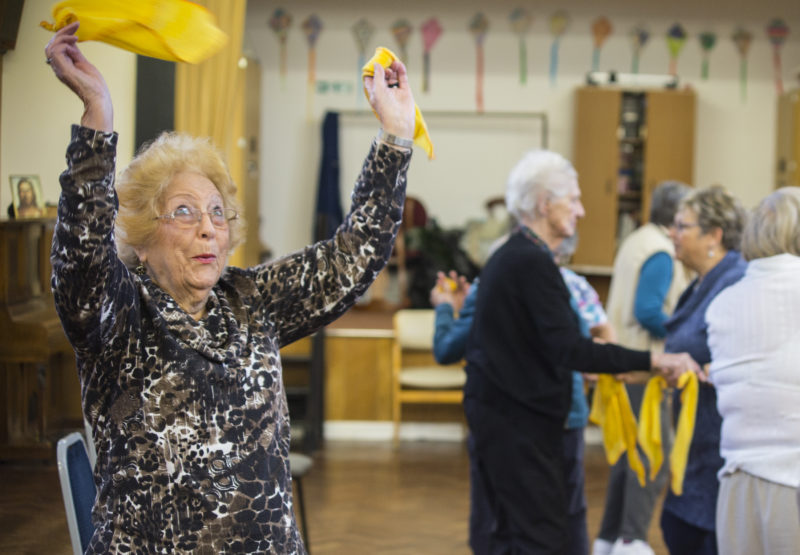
[155,205,238,228]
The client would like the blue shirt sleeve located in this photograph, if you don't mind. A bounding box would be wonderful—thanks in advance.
[432,282,478,364]
[633,252,673,338]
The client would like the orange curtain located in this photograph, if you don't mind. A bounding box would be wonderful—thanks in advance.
[174,0,247,267]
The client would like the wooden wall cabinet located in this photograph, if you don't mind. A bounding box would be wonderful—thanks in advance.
[776,89,800,189]
[572,87,696,267]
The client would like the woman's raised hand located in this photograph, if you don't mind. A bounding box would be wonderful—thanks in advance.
[45,21,113,132]
[364,60,415,141]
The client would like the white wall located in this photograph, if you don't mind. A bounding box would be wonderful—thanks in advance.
[0,0,136,213]
[246,0,800,258]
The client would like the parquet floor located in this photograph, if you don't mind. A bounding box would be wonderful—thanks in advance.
[0,440,667,554]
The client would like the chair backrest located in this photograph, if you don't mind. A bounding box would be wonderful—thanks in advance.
[393,309,436,350]
[57,432,97,555]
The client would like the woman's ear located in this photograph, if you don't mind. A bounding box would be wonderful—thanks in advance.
[709,226,724,246]
[535,191,550,217]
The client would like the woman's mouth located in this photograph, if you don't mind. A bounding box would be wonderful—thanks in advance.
[194,254,216,264]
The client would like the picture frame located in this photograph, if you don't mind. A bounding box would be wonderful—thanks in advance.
[9,174,44,219]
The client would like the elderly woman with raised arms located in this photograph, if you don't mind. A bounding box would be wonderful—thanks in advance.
[46,22,415,554]
[706,187,800,555]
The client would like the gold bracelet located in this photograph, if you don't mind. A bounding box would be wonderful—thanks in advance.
[377,129,413,149]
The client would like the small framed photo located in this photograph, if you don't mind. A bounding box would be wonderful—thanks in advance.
[9,175,45,218]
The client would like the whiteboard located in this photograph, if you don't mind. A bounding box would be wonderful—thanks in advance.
[338,111,548,230]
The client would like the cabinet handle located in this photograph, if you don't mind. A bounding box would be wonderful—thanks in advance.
[606,179,612,194]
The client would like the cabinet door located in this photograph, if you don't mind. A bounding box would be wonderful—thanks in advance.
[776,91,800,189]
[642,90,696,221]
[573,87,621,266]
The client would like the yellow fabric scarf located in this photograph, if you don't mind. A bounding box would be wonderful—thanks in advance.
[589,375,646,486]
[40,0,227,64]
[361,47,434,159]
[638,372,699,495]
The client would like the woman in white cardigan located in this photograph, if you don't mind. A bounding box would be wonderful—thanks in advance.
[706,186,800,555]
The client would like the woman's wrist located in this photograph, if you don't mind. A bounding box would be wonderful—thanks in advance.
[377,128,413,149]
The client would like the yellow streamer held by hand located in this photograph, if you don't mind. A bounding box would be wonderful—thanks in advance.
[589,375,646,486]
[40,0,228,64]
[362,47,434,159]
[638,372,698,495]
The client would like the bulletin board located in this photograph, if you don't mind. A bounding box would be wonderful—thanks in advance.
[338,110,548,230]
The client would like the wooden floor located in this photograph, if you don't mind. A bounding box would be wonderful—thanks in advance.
[0,440,667,554]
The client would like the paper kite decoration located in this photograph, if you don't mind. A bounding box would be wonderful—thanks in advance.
[421,17,443,93]
[391,19,413,63]
[549,11,570,87]
[629,25,649,74]
[666,23,687,76]
[732,27,753,101]
[509,8,534,85]
[698,32,717,79]
[766,19,790,95]
[268,8,292,85]
[469,13,489,113]
[591,17,612,72]
[302,14,323,118]
[352,18,375,106]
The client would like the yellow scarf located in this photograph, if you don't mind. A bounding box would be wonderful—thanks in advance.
[40,0,227,64]
[589,375,646,486]
[361,47,434,159]
[638,372,698,495]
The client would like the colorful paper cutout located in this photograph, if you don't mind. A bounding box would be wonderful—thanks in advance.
[302,14,323,119]
[469,13,489,113]
[591,17,612,72]
[391,19,413,63]
[766,18,790,95]
[549,11,570,87]
[629,25,649,74]
[421,17,443,93]
[269,8,292,86]
[509,8,533,85]
[352,18,375,107]
[698,31,717,80]
[666,23,687,76]
[732,27,753,101]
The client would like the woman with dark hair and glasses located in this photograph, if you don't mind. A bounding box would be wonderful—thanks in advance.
[46,21,416,553]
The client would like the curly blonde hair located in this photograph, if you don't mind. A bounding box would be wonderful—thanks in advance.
[115,132,245,268]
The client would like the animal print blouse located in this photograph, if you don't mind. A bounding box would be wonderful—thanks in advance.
[51,125,410,554]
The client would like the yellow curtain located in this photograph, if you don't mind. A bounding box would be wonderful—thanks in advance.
[174,0,247,267]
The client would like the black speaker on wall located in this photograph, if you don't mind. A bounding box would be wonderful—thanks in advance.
[0,0,25,54]
[135,56,176,152]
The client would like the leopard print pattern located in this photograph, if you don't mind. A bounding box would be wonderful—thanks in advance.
[51,125,410,554]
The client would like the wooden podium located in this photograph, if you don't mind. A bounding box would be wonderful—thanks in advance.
[0,218,75,461]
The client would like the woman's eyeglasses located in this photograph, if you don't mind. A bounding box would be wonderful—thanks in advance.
[671,221,700,232]
[155,205,238,228]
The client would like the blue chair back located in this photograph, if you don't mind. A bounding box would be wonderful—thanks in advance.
[57,432,97,555]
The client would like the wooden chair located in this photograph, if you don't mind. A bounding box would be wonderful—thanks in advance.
[391,309,466,444]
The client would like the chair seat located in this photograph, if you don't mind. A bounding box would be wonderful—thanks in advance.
[289,452,313,477]
[400,367,466,389]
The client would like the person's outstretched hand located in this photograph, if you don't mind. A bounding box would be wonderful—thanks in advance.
[429,271,470,312]
[364,60,415,141]
[45,21,113,132]
[651,352,704,387]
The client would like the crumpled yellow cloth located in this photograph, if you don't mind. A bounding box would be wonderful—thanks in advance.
[361,47,434,159]
[589,375,646,486]
[638,372,698,495]
[40,0,227,64]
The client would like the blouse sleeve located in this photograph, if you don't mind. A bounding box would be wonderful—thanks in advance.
[246,140,411,347]
[51,125,137,358]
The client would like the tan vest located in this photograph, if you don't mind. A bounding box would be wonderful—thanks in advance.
[606,223,690,354]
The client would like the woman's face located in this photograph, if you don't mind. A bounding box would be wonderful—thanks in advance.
[545,178,585,240]
[670,206,715,272]
[135,171,231,312]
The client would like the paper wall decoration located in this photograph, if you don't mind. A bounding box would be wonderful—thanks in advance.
[469,13,489,113]
[698,32,717,80]
[269,8,292,86]
[509,8,533,85]
[391,19,413,63]
[666,23,687,76]
[549,11,570,87]
[302,14,323,119]
[591,17,612,72]
[766,18,790,95]
[629,25,649,74]
[352,18,375,107]
[732,27,753,101]
[421,17,443,93]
